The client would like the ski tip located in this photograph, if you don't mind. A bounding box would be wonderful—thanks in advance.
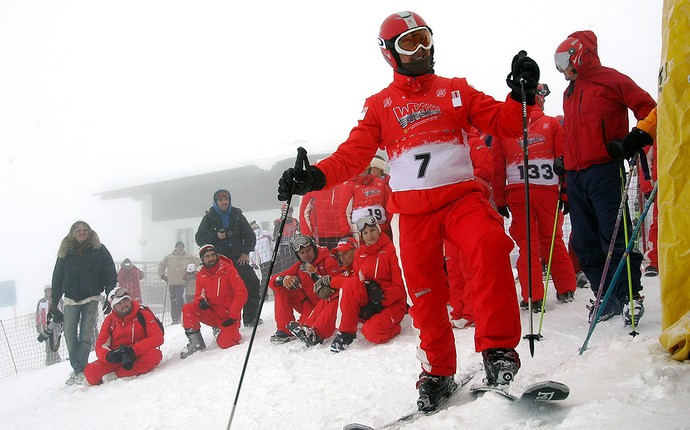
[343,424,374,430]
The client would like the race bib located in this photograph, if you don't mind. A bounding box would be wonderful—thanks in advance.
[506,158,558,186]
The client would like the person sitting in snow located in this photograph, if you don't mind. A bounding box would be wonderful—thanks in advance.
[83,287,164,385]
[316,215,407,353]
[267,234,340,344]
[284,237,359,347]
[180,244,248,359]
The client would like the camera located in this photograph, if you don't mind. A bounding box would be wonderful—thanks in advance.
[37,319,61,343]
[121,348,135,370]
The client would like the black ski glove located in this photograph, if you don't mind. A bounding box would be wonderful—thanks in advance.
[608,128,653,161]
[277,166,326,201]
[363,280,383,304]
[561,201,570,215]
[497,206,511,219]
[106,348,124,363]
[553,156,566,177]
[221,318,236,327]
[359,302,384,320]
[199,299,210,310]
[507,51,540,105]
[48,303,64,324]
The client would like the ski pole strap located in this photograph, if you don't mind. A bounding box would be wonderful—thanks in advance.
[637,149,651,181]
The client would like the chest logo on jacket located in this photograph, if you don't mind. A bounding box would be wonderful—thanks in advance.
[393,102,441,129]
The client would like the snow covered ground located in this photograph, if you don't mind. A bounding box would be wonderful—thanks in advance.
[2,275,687,430]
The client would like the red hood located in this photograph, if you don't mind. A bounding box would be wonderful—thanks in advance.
[568,30,601,78]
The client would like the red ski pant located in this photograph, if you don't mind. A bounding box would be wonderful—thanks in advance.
[391,191,521,376]
[182,303,241,349]
[84,348,162,385]
[336,280,406,344]
[507,187,577,300]
[271,287,316,334]
[303,295,339,340]
[445,241,475,322]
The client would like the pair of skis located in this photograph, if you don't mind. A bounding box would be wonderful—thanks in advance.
[343,370,569,430]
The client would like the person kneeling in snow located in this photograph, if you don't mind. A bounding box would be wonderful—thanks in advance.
[180,244,248,358]
[83,287,164,385]
[317,215,407,353]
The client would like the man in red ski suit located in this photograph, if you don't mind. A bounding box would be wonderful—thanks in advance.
[300,184,351,250]
[340,165,392,238]
[268,235,340,344]
[278,11,540,410]
[285,237,359,347]
[491,84,577,310]
[554,30,655,323]
[84,287,163,385]
[180,245,248,358]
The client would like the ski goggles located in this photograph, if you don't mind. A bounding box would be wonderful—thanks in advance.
[109,287,131,306]
[356,215,379,232]
[554,50,575,72]
[290,235,313,252]
[393,27,433,56]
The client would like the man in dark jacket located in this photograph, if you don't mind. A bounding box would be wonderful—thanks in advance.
[195,189,261,327]
[51,220,117,385]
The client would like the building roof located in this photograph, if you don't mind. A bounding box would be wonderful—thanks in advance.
[96,153,331,221]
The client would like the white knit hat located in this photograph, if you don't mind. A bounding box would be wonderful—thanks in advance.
[370,155,387,172]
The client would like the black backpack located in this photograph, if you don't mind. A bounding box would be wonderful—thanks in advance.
[137,305,165,335]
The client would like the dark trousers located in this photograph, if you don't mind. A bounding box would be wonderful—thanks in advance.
[169,284,186,323]
[234,261,261,325]
[567,162,643,310]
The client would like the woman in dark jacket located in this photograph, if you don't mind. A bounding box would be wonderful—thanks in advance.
[51,220,117,385]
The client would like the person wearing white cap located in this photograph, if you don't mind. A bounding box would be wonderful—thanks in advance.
[83,286,164,385]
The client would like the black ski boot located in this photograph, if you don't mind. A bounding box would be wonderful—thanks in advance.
[329,332,356,353]
[180,329,206,359]
[482,348,520,386]
[287,321,323,346]
[416,371,458,412]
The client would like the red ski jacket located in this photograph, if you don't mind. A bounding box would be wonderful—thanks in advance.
[95,300,164,361]
[331,233,406,308]
[269,246,341,303]
[315,72,525,215]
[339,173,392,235]
[561,30,656,171]
[300,185,351,240]
[195,255,248,322]
[491,108,564,206]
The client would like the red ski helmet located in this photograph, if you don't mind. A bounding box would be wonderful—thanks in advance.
[535,83,550,109]
[554,36,584,73]
[378,11,434,75]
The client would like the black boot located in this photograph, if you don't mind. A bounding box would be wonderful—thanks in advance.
[482,348,520,386]
[416,372,457,412]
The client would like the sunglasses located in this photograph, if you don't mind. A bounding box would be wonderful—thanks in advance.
[393,27,433,56]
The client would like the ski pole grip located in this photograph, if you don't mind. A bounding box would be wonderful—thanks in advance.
[295,147,309,171]
[517,50,527,84]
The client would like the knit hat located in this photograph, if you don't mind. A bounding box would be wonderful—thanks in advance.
[331,237,358,254]
[108,287,131,306]
[122,258,132,266]
[214,189,231,202]
[199,244,216,259]
[175,241,185,249]
[370,155,387,172]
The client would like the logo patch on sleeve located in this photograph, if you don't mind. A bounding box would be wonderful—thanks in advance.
[451,90,462,107]
[359,106,369,121]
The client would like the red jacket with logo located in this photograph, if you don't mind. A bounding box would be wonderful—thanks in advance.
[339,174,392,235]
[195,255,248,322]
[315,72,525,215]
[95,300,164,360]
[561,30,656,171]
[269,246,341,303]
[491,108,564,206]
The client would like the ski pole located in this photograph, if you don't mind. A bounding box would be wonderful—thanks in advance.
[537,189,562,336]
[516,51,539,357]
[618,164,636,336]
[226,147,309,430]
[579,181,657,354]
[582,154,639,327]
